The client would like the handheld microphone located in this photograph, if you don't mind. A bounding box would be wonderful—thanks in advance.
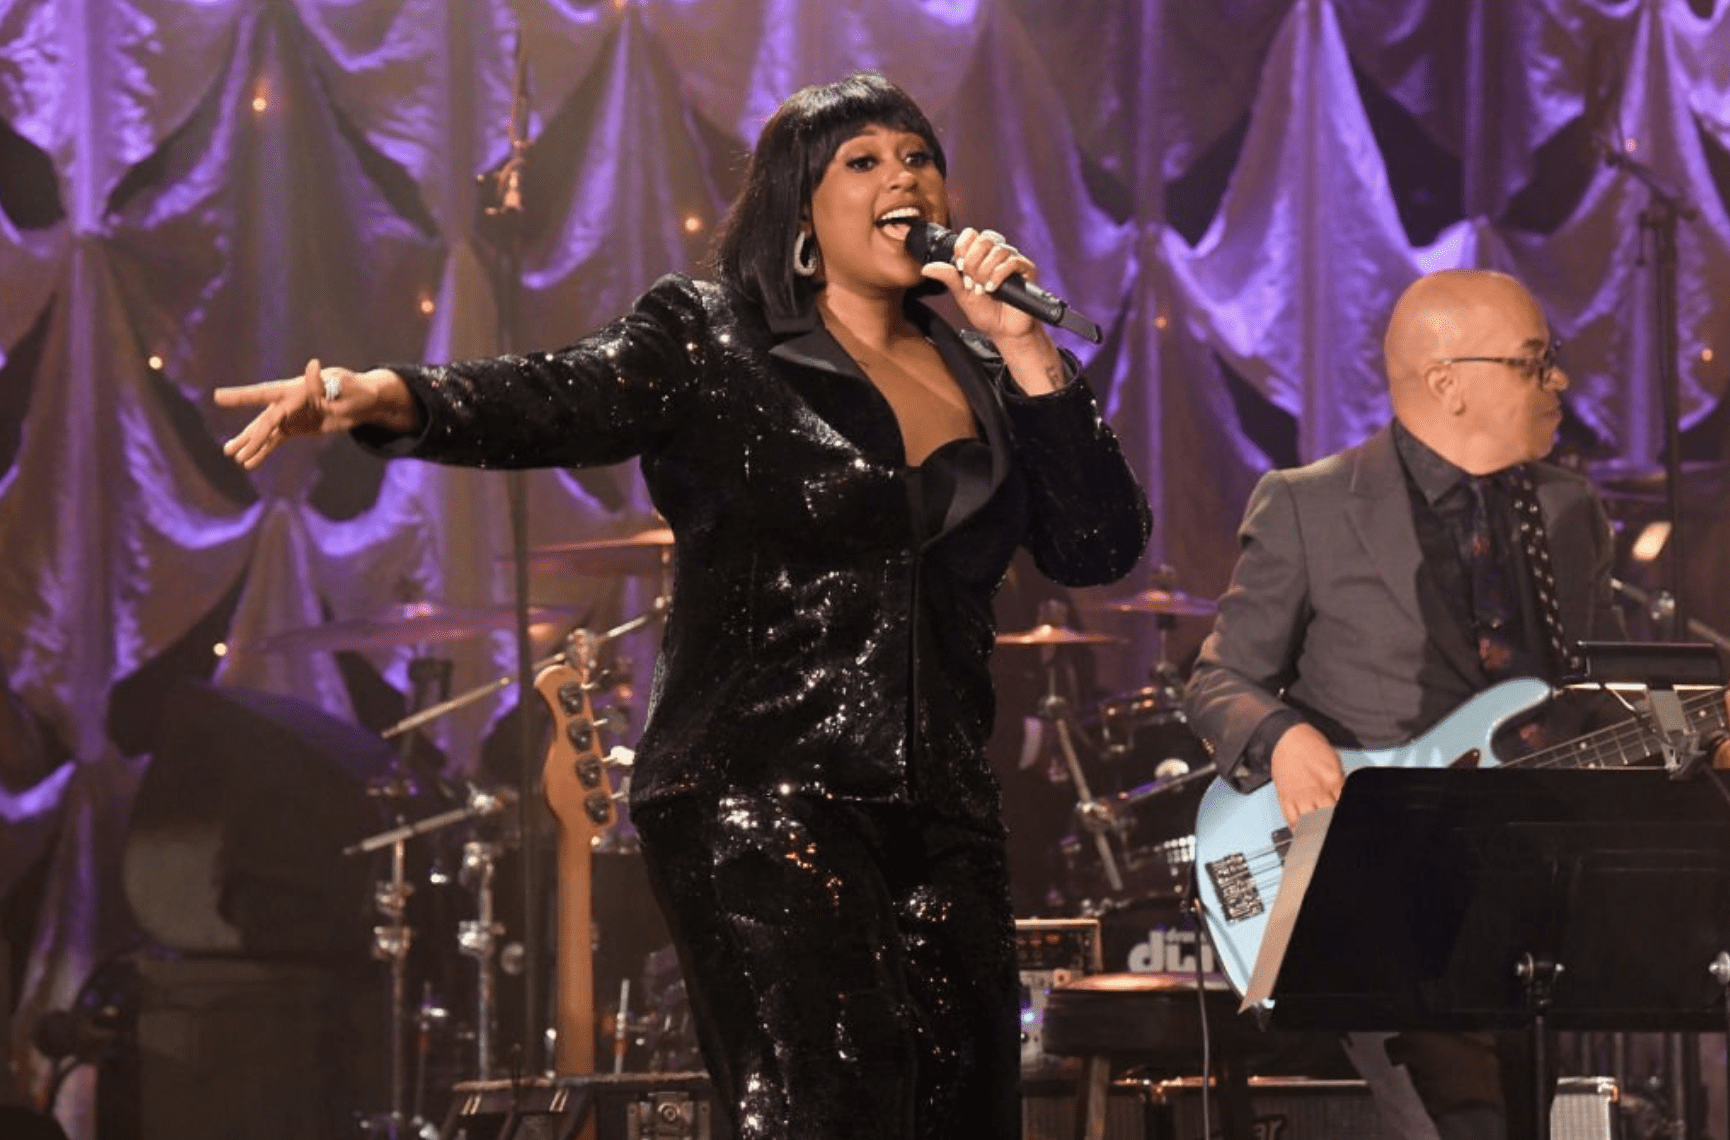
[905,222,1102,344]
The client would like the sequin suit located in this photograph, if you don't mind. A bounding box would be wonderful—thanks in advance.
[372,274,1152,1140]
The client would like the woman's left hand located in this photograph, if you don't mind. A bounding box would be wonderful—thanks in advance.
[921,226,1068,394]
[920,226,1042,341]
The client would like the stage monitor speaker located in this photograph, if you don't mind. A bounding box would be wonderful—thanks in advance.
[132,957,378,1140]
[1147,1075,1621,1140]
[441,1072,723,1140]
[122,682,395,961]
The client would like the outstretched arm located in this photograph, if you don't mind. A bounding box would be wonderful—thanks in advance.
[214,359,421,469]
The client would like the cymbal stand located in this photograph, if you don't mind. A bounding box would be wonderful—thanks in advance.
[458,839,504,1079]
[362,832,414,1138]
[357,654,449,1139]
[1605,142,1697,636]
[1038,653,1123,894]
[346,786,515,1138]
[411,983,446,1136]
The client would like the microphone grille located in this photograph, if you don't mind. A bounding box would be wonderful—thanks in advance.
[904,220,951,263]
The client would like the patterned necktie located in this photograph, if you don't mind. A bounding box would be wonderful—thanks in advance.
[1470,467,1582,681]
[1467,475,1523,679]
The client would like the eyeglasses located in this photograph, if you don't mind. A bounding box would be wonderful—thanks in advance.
[1438,337,1565,391]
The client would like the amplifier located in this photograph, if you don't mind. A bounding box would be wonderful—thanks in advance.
[1021,1075,1153,1140]
[1016,918,1102,1071]
[1146,1075,1620,1140]
[440,1072,724,1140]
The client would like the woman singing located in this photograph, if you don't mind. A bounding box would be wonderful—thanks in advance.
[216,72,1150,1140]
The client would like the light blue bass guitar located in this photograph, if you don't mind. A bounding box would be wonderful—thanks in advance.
[1193,677,1729,1006]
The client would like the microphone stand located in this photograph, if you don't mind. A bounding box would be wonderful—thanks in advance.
[479,41,543,1076]
[1604,144,1697,637]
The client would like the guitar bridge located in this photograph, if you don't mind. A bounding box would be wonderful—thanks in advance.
[1205,853,1264,924]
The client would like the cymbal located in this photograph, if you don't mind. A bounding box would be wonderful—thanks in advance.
[519,526,675,576]
[996,623,1123,647]
[1101,587,1218,617]
[248,601,579,655]
[1586,459,1730,515]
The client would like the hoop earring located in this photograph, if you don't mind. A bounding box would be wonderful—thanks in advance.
[792,231,819,278]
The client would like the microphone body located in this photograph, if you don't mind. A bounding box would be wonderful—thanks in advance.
[905,223,1102,344]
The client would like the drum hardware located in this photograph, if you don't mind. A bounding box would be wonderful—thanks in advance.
[325,589,659,1130]
[352,651,464,1139]
[996,624,1124,647]
[1587,458,1730,516]
[379,596,668,742]
[518,524,676,579]
[612,978,631,1073]
[998,622,1127,894]
[240,599,582,657]
[1099,585,1218,618]
[348,783,516,1138]
[410,984,448,1139]
[1095,564,1216,691]
[358,828,416,1139]
[1060,768,1211,916]
[457,839,506,1082]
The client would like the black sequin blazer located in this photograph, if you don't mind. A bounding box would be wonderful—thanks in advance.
[375,274,1151,826]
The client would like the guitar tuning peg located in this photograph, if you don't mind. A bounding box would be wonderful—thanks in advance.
[605,745,636,769]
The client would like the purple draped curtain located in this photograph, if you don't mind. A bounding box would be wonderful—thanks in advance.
[2,1,1727,1133]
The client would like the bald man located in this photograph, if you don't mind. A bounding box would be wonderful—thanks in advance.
[1181,269,1727,1139]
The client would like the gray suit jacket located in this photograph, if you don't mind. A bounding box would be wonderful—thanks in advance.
[1184,424,1622,786]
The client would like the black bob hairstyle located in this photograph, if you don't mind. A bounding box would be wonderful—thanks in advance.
[712,73,949,322]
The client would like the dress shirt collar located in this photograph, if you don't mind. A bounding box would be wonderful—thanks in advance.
[1392,419,1474,506]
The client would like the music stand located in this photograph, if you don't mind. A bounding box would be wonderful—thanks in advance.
[1262,767,1730,1138]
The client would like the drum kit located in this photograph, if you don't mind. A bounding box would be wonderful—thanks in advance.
[993,566,1220,926]
[239,525,684,1139]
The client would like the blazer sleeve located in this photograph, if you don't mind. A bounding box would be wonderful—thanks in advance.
[354,273,712,470]
[1001,373,1152,589]
[1183,469,1314,785]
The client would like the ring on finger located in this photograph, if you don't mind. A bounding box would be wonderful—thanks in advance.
[321,370,343,402]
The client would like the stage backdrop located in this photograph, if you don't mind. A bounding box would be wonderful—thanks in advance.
[2,1,1728,1133]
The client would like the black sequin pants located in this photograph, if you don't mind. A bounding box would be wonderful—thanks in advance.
[633,792,1021,1140]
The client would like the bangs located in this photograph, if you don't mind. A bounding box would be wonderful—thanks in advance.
[793,78,948,192]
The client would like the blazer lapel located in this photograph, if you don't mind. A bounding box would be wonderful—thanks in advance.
[1345,426,1484,688]
[912,307,1010,542]
[768,302,1011,546]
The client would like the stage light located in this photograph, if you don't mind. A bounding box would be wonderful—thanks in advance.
[147,354,163,371]
[1702,348,1714,363]
[1632,520,1671,563]
[1154,315,1168,331]
[419,296,436,316]
[683,214,704,234]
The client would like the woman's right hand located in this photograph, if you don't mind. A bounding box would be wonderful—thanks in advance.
[214,358,414,469]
